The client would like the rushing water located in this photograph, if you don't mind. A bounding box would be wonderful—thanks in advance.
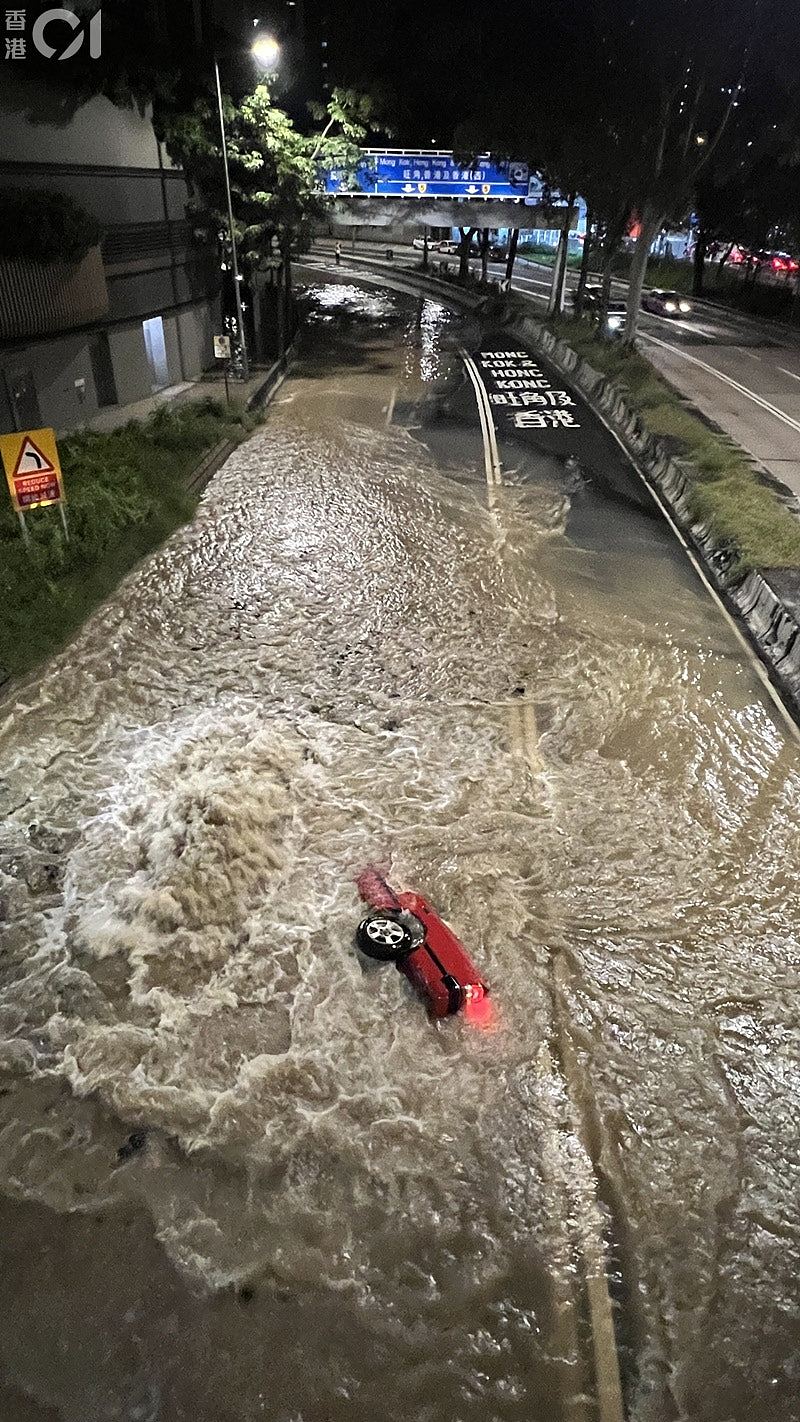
[0,278,798,1422]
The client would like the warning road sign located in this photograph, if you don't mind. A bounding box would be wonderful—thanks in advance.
[0,427,65,512]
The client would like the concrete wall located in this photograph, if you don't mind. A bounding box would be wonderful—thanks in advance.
[1,297,217,433]
[1,73,175,171]
[0,74,221,432]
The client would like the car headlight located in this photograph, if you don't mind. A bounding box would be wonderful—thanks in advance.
[607,314,623,328]
[665,301,677,312]
[679,301,691,312]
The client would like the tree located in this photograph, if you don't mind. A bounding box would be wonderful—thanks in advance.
[164,84,376,354]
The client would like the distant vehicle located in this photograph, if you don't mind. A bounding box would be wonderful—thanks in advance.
[761,251,799,274]
[641,288,693,317]
[412,236,429,250]
[488,242,507,260]
[437,239,461,254]
[575,284,626,334]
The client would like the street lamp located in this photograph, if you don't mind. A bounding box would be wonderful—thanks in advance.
[252,33,280,70]
[213,31,280,383]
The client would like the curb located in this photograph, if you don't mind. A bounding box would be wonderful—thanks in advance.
[185,342,296,498]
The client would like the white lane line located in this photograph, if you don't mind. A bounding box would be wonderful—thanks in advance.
[640,331,800,438]
[778,365,800,384]
[741,350,763,361]
[385,385,397,427]
[460,349,502,487]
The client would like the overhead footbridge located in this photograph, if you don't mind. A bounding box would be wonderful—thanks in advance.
[322,150,583,235]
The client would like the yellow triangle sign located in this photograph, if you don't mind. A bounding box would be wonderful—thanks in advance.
[12,435,56,479]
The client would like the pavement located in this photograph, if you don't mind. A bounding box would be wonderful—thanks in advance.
[70,360,286,435]
[314,237,800,501]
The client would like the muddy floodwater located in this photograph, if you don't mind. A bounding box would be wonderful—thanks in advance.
[1,276,799,1422]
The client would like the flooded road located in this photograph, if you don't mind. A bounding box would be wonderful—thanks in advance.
[1,274,799,1421]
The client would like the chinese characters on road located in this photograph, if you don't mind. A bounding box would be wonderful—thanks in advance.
[477,350,581,431]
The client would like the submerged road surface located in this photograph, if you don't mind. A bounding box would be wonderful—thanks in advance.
[1,277,799,1422]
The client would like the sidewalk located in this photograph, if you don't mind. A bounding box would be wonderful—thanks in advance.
[72,360,288,436]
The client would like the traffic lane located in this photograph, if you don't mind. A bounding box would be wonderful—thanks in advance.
[500,256,792,349]
[468,336,658,521]
[641,331,800,433]
[641,332,800,499]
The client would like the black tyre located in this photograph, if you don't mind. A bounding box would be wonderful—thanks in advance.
[356,910,420,962]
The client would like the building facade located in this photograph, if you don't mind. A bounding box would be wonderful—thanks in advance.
[0,71,220,434]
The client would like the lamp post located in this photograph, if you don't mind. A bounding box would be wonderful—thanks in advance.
[214,32,280,383]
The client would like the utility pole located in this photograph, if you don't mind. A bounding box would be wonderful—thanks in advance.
[214,56,250,381]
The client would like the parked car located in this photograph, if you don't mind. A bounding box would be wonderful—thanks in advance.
[412,236,429,250]
[436,239,461,254]
[641,288,693,317]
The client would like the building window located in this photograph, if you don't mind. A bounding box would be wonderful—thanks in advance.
[142,316,169,392]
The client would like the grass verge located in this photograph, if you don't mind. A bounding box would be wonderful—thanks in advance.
[546,315,800,573]
[0,397,259,680]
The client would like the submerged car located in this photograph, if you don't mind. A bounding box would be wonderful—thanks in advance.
[355,869,490,1020]
[641,288,693,317]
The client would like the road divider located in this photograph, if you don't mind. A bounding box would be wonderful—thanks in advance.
[503,310,800,739]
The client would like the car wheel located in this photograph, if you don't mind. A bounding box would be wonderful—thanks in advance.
[356,910,420,962]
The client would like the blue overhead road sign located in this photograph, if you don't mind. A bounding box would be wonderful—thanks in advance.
[324,150,530,199]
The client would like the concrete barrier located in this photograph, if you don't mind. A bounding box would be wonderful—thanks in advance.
[500,304,800,726]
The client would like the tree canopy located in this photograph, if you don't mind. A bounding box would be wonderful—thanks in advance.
[165,84,377,265]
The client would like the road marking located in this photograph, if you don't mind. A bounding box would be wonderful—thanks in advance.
[507,696,545,775]
[385,384,397,427]
[551,955,627,1422]
[460,349,502,488]
[640,331,800,438]
[778,365,800,384]
[741,349,763,361]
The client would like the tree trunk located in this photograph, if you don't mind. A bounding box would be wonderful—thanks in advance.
[480,228,490,283]
[716,241,735,286]
[623,206,663,346]
[505,227,519,285]
[598,247,614,331]
[458,227,474,283]
[573,209,594,316]
[547,194,576,317]
[692,227,708,299]
[284,246,293,348]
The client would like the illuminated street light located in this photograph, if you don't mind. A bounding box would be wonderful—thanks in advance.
[252,33,280,70]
